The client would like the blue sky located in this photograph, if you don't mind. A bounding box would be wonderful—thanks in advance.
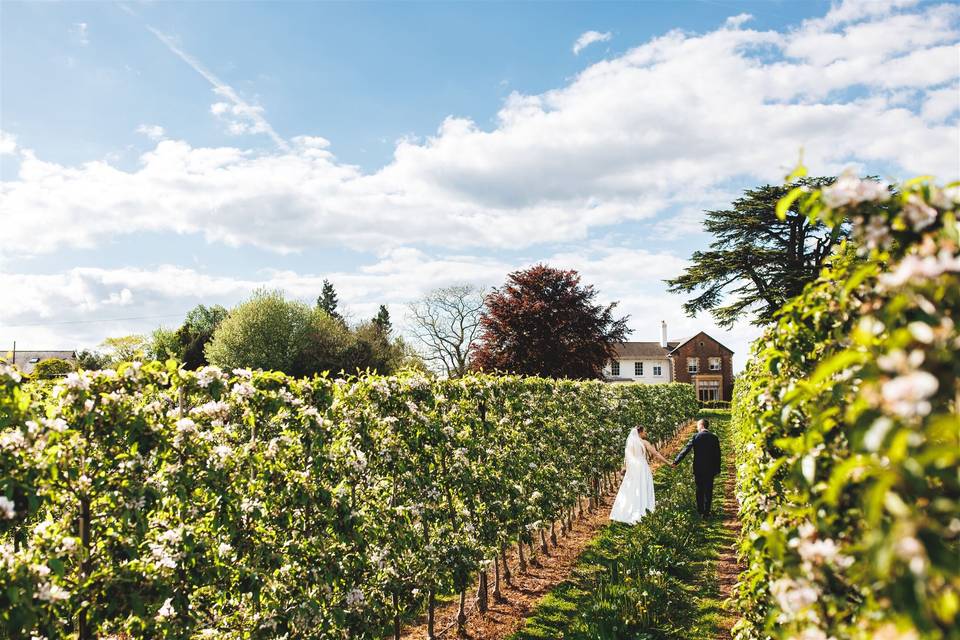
[2,0,958,368]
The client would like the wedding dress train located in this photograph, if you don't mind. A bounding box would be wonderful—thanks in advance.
[609,428,656,524]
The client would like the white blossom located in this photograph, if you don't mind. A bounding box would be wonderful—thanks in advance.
[344,587,365,607]
[882,371,939,418]
[0,496,16,519]
[822,172,889,209]
[902,195,938,231]
[770,576,819,617]
[881,250,960,287]
[156,597,176,621]
[35,581,71,602]
[63,371,90,391]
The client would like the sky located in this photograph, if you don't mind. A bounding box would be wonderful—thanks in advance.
[1,0,959,371]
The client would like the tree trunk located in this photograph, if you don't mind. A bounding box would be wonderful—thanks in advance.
[501,543,512,586]
[550,521,558,547]
[478,566,488,613]
[493,555,503,600]
[517,539,527,573]
[428,590,436,640]
[539,528,549,555]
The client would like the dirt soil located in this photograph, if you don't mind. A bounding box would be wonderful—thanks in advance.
[714,452,744,640]
[399,420,698,640]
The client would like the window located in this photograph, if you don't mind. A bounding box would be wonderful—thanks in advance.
[611,361,620,376]
[709,357,722,371]
[635,361,643,376]
[687,358,699,374]
[697,379,720,402]
[653,364,662,376]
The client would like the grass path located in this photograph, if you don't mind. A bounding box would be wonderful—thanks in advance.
[509,411,740,640]
[400,421,700,640]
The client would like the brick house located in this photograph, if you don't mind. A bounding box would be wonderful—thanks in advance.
[602,321,735,401]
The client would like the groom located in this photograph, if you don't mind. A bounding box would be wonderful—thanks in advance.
[673,418,721,518]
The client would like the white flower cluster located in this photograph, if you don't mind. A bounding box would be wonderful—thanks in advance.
[771,576,820,621]
[0,496,15,519]
[881,250,960,288]
[148,527,184,571]
[344,587,365,607]
[821,172,890,209]
[155,597,176,621]
[881,371,939,418]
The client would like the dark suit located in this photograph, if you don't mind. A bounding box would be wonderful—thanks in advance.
[674,430,721,517]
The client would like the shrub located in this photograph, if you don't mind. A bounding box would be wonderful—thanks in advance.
[0,364,696,638]
[30,358,75,379]
[731,174,959,640]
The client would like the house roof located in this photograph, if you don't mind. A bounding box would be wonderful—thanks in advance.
[610,341,684,358]
[668,331,735,354]
[611,331,734,359]
[1,350,77,375]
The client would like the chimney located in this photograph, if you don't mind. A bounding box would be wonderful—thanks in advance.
[660,321,668,348]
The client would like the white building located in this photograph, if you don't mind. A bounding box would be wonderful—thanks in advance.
[602,321,678,383]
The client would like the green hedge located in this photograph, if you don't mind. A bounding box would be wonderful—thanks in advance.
[0,366,695,639]
[731,175,959,640]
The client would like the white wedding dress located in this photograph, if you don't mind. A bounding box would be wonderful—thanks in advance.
[609,429,656,524]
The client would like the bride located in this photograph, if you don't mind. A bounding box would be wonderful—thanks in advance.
[610,425,670,524]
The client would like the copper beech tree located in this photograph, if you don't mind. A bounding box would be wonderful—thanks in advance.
[472,264,629,379]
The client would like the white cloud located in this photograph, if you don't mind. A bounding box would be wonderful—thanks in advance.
[146,27,287,149]
[0,130,16,155]
[71,22,89,46]
[573,30,612,55]
[0,245,714,352]
[136,124,166,141]
[1,2,957,262]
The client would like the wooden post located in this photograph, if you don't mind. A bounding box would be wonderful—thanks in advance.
[501,543,512,586]
[477,566,488,613]
[393,592,401,640]
[77,496,92,640]
[457,590,468,634]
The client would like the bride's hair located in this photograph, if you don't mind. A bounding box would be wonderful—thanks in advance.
[636,425,647,437]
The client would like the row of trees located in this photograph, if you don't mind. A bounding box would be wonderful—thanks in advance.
[69,269,631,381]
[75,281,419,378]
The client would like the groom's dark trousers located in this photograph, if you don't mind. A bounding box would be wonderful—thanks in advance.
[674,430,722,517]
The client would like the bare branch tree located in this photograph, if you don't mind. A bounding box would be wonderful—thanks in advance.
[407,285,485,378]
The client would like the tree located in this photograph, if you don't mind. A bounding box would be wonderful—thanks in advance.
[75,349,109,370]
[205,289,313,372]
[408,285,484,378]
[174,304,229,368]
[293,309,355,376]
[472,265,629,379]
[665,177,856,327]
[372,305,392,334]
[100,335,149,364]
[32,358,75,379]
[317,279,343,323]
[147,327,180,362]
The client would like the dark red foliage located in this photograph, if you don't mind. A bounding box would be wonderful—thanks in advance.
[471,264,629,379]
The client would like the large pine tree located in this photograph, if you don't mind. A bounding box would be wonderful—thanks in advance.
[472,265,628,379]
[665,177,854,327]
